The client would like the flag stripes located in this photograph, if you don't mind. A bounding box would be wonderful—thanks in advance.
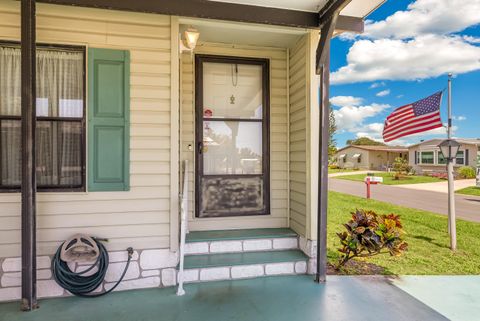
[383,91,443,142]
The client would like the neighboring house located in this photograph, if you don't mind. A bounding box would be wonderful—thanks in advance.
[408,138,480,174]
[335,145,408,170]
[0,0,386,303]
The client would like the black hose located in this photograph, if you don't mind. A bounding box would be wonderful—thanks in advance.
[52,238,133,298]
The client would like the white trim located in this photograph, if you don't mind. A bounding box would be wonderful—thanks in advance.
[170,16,180,251]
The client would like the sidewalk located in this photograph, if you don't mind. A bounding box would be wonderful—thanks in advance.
[393,276,480,321]
[395,179,476,193]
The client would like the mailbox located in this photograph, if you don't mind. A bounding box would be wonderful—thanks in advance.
[364,176,383,183]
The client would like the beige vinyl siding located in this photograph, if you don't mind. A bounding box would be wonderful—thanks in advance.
[288,35,308,236]
[337,147,371,169]
[180,42,290,231]
[0,1,175,257]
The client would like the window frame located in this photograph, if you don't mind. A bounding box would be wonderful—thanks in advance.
[420,151,435,164]
[0,41,86,193]
[455,150,465,165]
[437,150,447,165]
[194,54,270,218]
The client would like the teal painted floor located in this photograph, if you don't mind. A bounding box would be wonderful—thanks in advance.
[186,228,296,242]
[0,275,448,321]
[394,276,480,321]
[183,249,307,269]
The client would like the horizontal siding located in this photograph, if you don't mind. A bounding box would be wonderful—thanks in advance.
[289,36,308,236]
[0,1,172,257]
[180,42,290,231]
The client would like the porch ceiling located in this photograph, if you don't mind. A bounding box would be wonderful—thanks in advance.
[210,0,385,17]
[179,18,307,48]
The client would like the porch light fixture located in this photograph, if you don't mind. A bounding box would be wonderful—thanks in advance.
[180,27,200,52]
[438,139,460,161]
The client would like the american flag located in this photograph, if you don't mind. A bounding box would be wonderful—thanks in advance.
[383,91,444,142]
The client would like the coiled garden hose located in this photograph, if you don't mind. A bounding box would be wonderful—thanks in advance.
[52,238,133,298]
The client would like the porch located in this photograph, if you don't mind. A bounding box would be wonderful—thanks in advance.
[0,0,388,309]
[0,275,448,321]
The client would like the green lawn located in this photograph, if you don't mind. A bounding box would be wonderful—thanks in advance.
[335,172,444,185]
[328,191,480,275]
[328,168,358,174]
[456,186,480,197]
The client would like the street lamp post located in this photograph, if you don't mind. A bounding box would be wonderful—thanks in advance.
[438,73,460,251]
[438,140,460,250]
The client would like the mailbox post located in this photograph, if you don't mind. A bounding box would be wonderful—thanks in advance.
[364,176,383,199]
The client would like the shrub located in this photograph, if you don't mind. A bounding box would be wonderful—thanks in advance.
[392,157,411,180]
[336,209,408,269]
[329,164,340,169]
[458,166,476,179]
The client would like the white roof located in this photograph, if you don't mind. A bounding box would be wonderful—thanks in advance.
[209,0,385,17]
[352,153,361,158]
[339,154,347,158]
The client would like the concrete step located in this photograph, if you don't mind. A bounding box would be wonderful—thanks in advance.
[185,228,299,255]
[178,250,308,283]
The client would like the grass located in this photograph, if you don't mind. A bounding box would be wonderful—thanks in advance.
[456,186,480,197]
[328,168,359,174]
[335,172,444,185]
[328,191,480,275]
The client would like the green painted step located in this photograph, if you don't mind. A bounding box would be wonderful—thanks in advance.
[183,250,307,269]
[186,228,297,243]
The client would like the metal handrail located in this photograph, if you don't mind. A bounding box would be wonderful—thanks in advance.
[176,160,189,296]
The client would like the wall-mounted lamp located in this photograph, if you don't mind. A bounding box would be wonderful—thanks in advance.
[180,27,200,53]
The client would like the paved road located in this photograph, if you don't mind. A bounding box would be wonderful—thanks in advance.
[329,178,480,223]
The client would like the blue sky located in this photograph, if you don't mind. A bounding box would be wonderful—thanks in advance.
[330,0,480,147]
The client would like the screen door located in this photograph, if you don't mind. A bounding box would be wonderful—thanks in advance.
[195,55,270,218]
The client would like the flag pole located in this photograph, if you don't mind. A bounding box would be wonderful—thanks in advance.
[447,72,457,250]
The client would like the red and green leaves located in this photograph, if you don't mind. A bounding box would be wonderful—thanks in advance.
[336,209,408,269]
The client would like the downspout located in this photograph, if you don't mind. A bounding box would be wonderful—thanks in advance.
[21,0,38,311]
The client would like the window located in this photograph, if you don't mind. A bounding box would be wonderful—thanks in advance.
[0,43,85,191]
[353,153,361,163]
[437,150,447,165]
[195,55,269,217]
[420,151,434,164]
[455,150,465,165]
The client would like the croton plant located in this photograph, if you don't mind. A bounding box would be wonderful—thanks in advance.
[336,209,408,269]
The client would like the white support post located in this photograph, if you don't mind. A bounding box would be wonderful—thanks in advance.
[177,160,189,295]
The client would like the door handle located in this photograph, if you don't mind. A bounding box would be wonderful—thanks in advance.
[198,142,203,154]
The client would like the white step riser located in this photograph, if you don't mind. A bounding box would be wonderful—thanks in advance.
[185,237,299,255]
[179,261,308,283]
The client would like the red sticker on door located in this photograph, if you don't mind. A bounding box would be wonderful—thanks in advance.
[204,109,213,118]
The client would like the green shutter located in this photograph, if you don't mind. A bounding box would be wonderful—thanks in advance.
[88,48,130,191]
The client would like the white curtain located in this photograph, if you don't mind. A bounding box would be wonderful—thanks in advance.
[0,46,84,187]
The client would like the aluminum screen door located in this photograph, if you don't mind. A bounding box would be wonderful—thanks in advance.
[195,55,270,217]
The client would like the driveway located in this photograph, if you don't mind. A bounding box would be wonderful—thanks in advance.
[395,179,476,193]
[329,178,480,222]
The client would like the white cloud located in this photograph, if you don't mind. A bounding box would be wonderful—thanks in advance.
[332,0,480,85]
[453,115,467,121]
[331,35,480,84]
[463,35,480,44]
[330,95,364,107]
[396,94,404,98]
[376,89,391,97]
[333,103,390,132]
[364,0,480,39]
[369,82,386,89]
